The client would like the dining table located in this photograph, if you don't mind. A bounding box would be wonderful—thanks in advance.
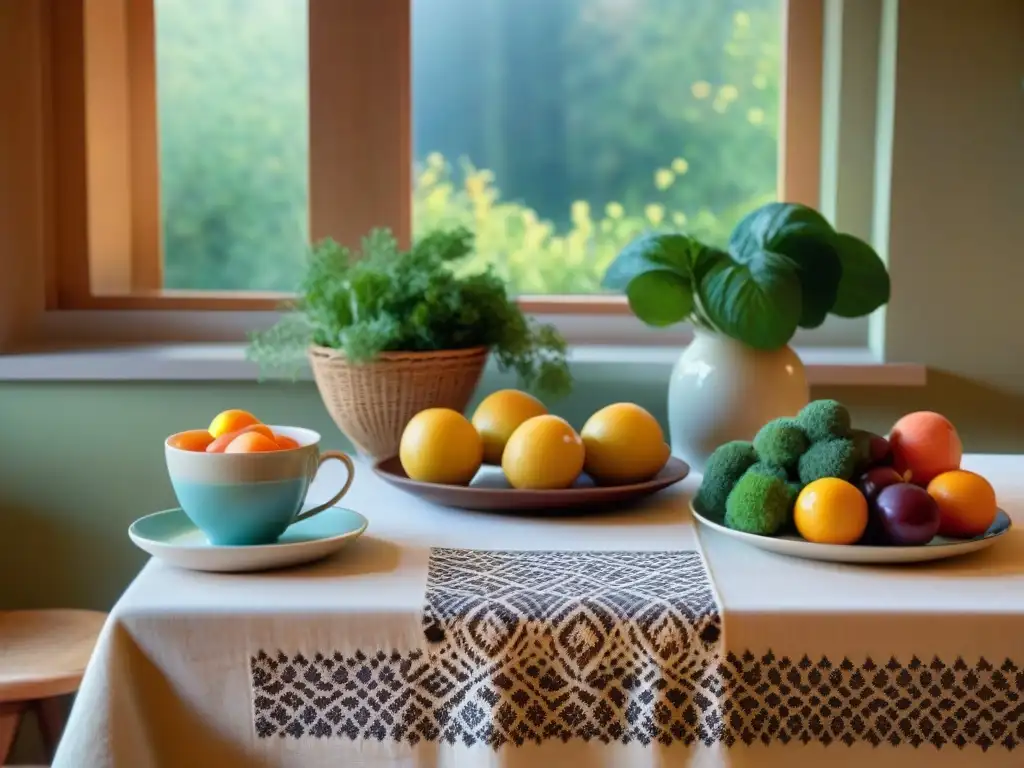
[54,454,1024,767]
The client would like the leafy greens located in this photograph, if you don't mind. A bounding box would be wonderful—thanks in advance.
[602,202,890,350]
[249,227,572,396]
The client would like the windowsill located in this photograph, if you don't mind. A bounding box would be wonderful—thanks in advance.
[0,342,927,386]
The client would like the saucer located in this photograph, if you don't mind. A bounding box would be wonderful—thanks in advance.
[129,506,368,572]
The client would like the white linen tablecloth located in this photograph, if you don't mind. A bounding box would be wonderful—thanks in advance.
[54,455,1024,767]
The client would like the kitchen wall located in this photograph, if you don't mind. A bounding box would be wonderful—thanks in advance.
[0,0,1021,610]
[1,373,1021,614]
[0,3,1021,760]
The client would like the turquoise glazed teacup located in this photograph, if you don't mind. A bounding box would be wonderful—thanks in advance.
[164,426,355,546]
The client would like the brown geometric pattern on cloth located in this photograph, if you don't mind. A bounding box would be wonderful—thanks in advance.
[251,549,725,746]
[250,650,1023,751]
[720,651,1023,751]
[250,549,1021,751]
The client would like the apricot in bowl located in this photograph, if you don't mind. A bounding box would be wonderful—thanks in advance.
[166,409,305,454]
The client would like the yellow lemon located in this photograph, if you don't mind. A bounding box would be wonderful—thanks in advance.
[502,415,585,490]
[208,409,261,438]
[471,389,548,464]
[399,408,483,485]
[581,403,670,485]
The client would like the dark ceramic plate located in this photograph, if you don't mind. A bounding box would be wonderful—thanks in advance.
[373,456,690,512]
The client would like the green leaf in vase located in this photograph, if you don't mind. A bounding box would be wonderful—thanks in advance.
[626,270,694,327]
[831,233,891,317]
[698,249,803,350]
[602,232,703,290]
[731,202,833,246]
[601,233,709,329]
[730,202,842,329]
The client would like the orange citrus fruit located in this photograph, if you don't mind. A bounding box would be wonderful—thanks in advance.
[502,415,585,490]
[167,429,215,452]
[581,403,669,485]
[275,435,301,451]
[225,431,281,453]
[206,424,275,453]
[927,470,997,538]
[471,389,548,464]
[794,478,868,544]
[400,408,483,485]
[208,409,261,438]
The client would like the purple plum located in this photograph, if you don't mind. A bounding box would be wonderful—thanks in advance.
[856,467,905,544]
[856,467,904,505]
[875,483,941,546]
[867,433,893,466]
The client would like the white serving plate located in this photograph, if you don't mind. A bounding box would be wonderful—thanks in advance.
[690,501,1012,564]
[129,506,368,572]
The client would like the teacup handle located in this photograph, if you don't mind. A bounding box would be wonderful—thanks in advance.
[295,451,356,522]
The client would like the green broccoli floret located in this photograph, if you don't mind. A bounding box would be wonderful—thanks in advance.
[797,438,858,484]
[694,441,757,521]
[747,461,789,482]
[724,472,789,536]
[753,417,810,469]
[797,399,852,442]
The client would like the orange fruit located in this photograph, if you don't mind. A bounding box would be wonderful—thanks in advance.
[206,424,275,453]
[167,429,216,452]
[794,478,868,544]
[224,431,281,453]
[471,390,548,464]
[581,403,669,485]
[400,408,483,485]
[502,415,585,490]
[927,470,997,538]
[208,409,261,438]
[275,435,301,451]
[890,411,962,486]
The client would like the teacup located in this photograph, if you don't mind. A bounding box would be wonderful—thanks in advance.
[164,426,355,546]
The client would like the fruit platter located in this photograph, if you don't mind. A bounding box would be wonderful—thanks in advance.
[373,389,689,512]
[690,400,1011,564]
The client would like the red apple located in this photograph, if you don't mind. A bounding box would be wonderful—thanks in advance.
[890,411,962,486]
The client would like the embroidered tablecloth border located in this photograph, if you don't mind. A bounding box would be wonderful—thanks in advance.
[251,548,1021,751]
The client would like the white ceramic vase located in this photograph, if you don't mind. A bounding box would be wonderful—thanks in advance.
[667,330,809,472]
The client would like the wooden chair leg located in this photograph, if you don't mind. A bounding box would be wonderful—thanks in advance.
[32,697,66,762]
[0,701,25,765]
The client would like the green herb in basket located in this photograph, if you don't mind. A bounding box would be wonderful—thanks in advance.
[248,227,572,397]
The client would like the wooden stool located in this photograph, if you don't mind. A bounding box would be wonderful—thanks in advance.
[0,610,107,765]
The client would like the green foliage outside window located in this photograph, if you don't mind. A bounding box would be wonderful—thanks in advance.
[156,0,780,296]
[413,153,776,296]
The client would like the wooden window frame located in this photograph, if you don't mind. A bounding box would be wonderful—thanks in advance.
[43,0,822,316]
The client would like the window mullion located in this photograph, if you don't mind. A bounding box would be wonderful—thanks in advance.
[308,0,411,251]
[127,0,163,291]
[779,0,824,207]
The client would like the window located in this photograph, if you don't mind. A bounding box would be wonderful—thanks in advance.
[43,0,821,313]
[156,0,309,292]
[412,0,782,296]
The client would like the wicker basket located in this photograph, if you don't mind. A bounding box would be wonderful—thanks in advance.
[307,345,489,460]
